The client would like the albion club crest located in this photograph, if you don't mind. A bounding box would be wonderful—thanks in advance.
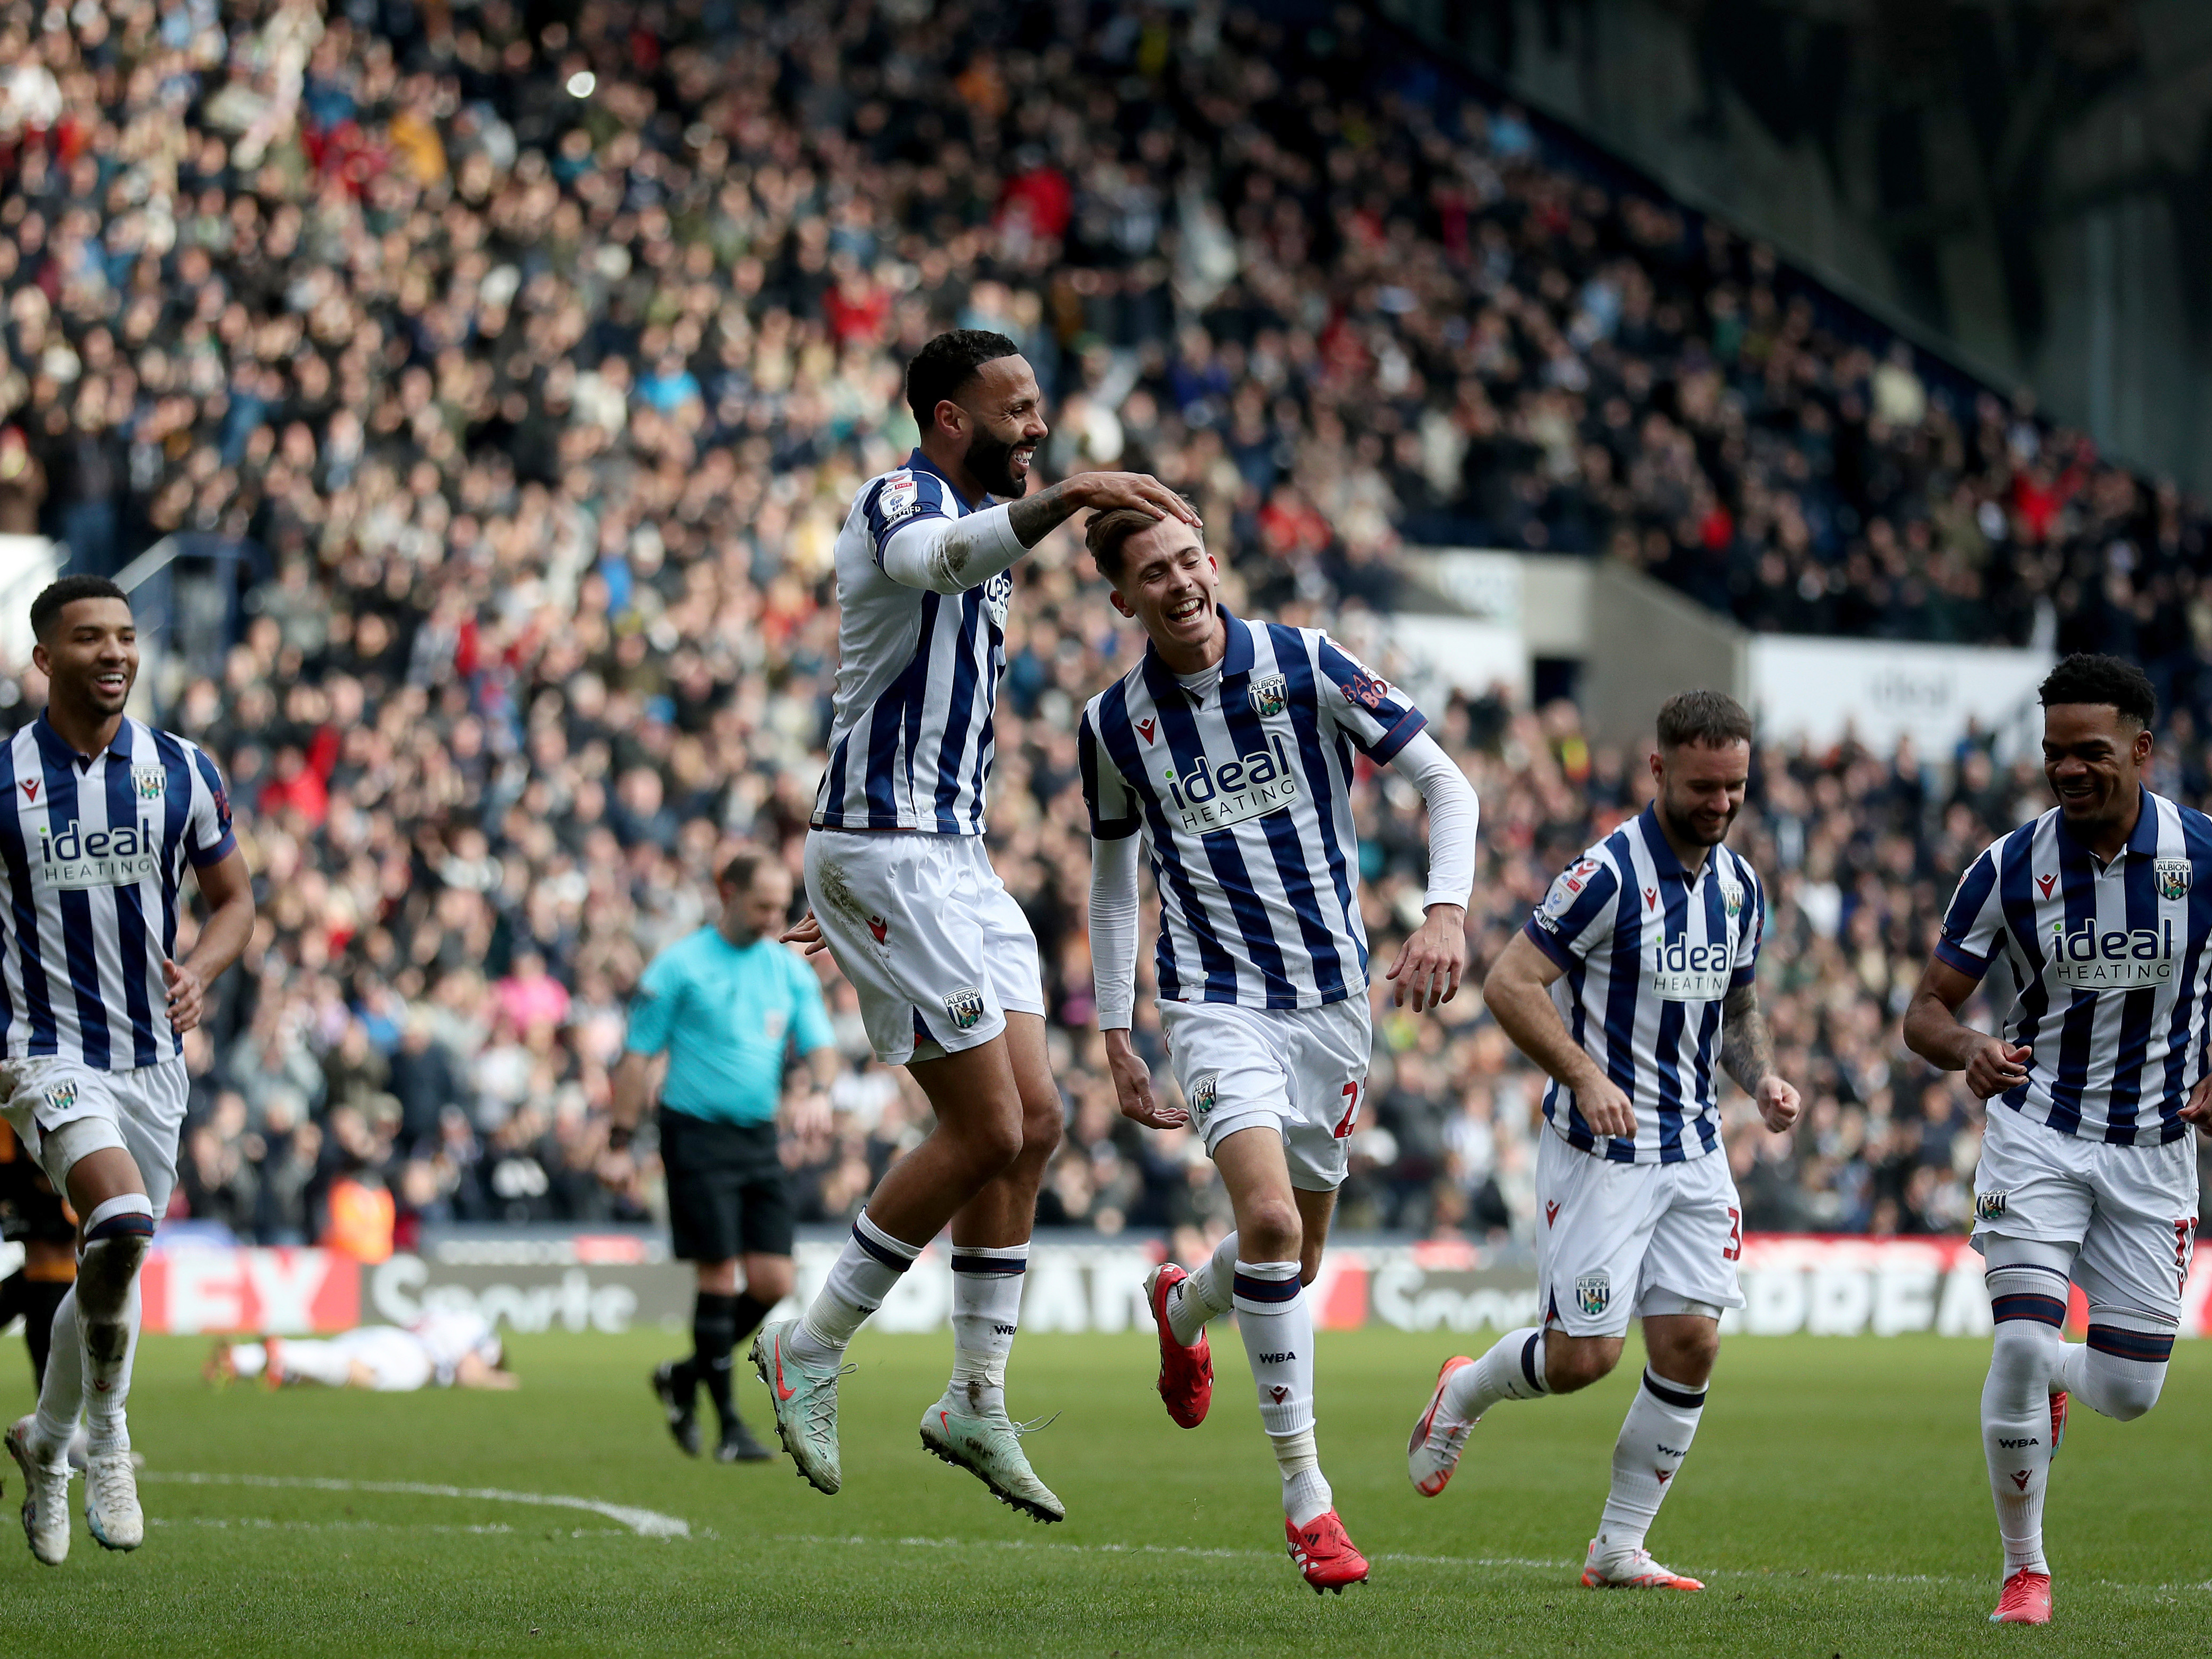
[2156,857,2192,901]
[943,987,986,1031]
[1574,1269,1610,1317]
[1248,673,1287,719]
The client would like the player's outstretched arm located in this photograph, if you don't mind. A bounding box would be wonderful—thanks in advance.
[1006,470,1198,550]
[1482,930,1634,1138]
[1718,982,1800,1131]
[881,471,1199,595]
[165,846,254,1034]
[1902,957,2030,1099]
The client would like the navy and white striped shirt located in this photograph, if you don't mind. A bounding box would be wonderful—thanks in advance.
[1524,808,1765,1164]
[1935,787,2211,1147]
[1078,609,1427,1009]
[0,714,235,1070]
[812,451,1011,835]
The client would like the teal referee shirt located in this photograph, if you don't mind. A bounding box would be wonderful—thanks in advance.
[624,928,834,1125]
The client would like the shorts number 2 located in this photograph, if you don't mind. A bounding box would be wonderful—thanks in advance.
[1333,1081,1363,1139]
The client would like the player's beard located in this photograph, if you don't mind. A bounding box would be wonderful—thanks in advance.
[1659,789,1735,848]
[963,426,1026,498]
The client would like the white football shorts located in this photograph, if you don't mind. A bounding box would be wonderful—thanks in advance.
[1536,1126,1745,1338]
[1972,1104,2200,1321]
[0,1055,189,1219]
[805,828,1045,1066]
[1159,997,1372,1194]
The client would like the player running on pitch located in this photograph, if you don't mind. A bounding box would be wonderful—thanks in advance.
[0,575,254,1565]
[1903,654,2209,1628]
[1407,689,1799,1592]
[1079,508,1477,1592]
[755,330,1197,1520]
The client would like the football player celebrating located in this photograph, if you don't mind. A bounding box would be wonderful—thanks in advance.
[1408,690,1798,1593]
[1079,508,1477,1591]
[0,576,254,1565]
[1904,654,2209,1627]
[756,331,1196,1521]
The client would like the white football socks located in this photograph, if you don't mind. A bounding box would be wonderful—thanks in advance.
[1595,1367,1706,1561]
[227,1342,268,1379]
[948,1243,1028,1416]
[1167,1230,1239,1348]
[2054,1311,2173,1423]
[1231,1259,1331,1523]
[1442,1325,1551,1423]
[32,1287,83,1451]
[1983,1267,2068,1576]
[792,1211,918,1367]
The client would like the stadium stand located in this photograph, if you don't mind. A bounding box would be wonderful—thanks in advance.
[0,0,2205,1259]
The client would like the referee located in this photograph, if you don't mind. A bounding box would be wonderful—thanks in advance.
[615,853,835,1462]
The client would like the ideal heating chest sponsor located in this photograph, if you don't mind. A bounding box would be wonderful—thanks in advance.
[32,817,164,891]
[1159,732,1300,833]
[2047,919,2178,989]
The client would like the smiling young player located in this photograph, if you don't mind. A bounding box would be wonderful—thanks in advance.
[1409,690,1799,1593]
[1903,655,2210,1628]
[757,331,1198,1521]
[0,575,254,1565]
[1078,509,1478,1592]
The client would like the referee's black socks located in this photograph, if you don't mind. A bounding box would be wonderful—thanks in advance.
[693,1292,740,1430]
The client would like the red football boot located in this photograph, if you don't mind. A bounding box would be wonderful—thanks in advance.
[1286,1510,1370,1594]
[2049,1388,2068,1456]
[1144,1262,1213,1428]
[1990,1569,2053,1625]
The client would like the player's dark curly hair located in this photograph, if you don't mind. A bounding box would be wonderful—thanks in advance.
[29,575,129,642]
[1655,688,1753,752]
[2039,653,2156,727]
[904,329,1021,427]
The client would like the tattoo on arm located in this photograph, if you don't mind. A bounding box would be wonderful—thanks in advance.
[1007,480,1078,549]
[1720,983,1777,1097]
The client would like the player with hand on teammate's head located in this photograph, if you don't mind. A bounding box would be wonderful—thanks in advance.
[1079,509,1478,1592]
[0,575,255,1566]
[1903,653,2207,1628]
[757,330,1198,1521]
[1410,690,1797,1594]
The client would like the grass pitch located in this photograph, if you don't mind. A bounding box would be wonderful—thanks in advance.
[0,1328,2204,1656]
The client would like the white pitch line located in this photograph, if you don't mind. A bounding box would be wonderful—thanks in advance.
[771,1531,2212,1594]
[143,1472,689,1538]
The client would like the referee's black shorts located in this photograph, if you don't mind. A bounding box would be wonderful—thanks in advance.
[657,1107,794,1262]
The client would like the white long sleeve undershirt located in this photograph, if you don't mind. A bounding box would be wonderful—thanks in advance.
[1088,729,1479,1032]
[877,503,1027,594]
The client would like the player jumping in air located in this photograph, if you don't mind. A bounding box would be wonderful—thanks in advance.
[1904,654,2209,1627]
[1408,690,1799,1592]
[1079,508,1477,1591]
[0,576,254,1565]
[756,330,1197,1520]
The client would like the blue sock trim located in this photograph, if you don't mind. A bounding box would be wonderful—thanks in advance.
[1519,1330,1546,1395]
[83,1212,155,1243]
[2085,1324,2174,1363]
[1231,1270,1301,1304]
[1991,1293,2067,1328]
[850,1221,915,1274]
[1641,1368,1707,1410]
[950,1253,1028,1276]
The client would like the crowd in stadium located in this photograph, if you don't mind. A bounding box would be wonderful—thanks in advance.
[0,0,2207,1260]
